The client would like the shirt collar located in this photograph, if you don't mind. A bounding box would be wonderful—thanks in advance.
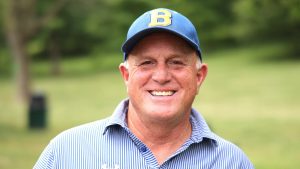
[189,108,218,146]
[103,99,129,135]
[103,99,218,146]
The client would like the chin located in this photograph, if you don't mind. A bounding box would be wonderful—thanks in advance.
[146,106,179,118]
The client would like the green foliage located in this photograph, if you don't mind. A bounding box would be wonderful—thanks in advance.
[0,0,6,48]
[232,0,300,58]
[2,0,298,60]
[233,0,300,39]
[0,49,12,76]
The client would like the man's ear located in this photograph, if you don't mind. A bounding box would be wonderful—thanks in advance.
[196,63,208,92]
[119,62,129,85]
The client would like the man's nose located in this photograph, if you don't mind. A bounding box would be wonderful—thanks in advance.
[152,64,171,84]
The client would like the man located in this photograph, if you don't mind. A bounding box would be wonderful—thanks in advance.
[34,8,254,169]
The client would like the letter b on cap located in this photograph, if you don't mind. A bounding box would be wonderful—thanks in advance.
[148,9,172,27]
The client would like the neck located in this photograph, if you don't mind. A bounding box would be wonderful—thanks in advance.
[127,108,192,165]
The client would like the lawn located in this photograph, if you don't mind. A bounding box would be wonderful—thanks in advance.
[0,42,299,169]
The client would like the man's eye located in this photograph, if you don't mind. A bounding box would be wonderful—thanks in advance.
[170,60,184,65]
[140,61,153,65]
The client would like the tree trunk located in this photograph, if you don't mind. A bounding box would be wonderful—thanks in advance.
[3,0,68,102]
[11,35,31,103]
[4,0,31,103]
[49,35,61,76]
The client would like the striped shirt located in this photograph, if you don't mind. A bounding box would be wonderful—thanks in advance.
[34,99,254,169]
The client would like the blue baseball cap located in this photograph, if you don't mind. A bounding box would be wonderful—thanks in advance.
[121,8,202,61]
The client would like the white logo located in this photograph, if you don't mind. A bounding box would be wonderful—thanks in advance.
[101,164,120,169]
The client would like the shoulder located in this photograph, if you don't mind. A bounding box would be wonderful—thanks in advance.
[34,118,113,168]
[212,133,254,168]
[212,133,246,156]
[50,118,109,145]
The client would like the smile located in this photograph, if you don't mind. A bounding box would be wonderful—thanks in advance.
[149,90,176,96]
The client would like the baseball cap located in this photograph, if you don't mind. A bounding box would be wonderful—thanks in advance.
[121,8,202,61]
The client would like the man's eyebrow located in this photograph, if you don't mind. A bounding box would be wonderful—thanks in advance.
[131,55,154,61]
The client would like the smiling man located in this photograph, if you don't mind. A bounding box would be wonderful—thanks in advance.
[34,8,254,169]
[119,31,206,165]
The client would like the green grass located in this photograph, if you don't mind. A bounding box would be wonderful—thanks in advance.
[0,42,299,169]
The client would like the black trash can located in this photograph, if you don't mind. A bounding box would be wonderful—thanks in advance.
[28,93,47,129]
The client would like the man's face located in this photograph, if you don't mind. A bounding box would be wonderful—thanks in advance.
[119,32,207,124]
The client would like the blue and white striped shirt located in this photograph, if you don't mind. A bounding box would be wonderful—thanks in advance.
[34,99,254,169]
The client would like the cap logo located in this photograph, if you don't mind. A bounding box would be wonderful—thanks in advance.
[148,9,172,27]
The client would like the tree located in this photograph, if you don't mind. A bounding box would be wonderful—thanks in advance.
[3,0,68,103]
[233,0,300,41]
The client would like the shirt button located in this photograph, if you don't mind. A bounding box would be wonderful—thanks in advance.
[140,146,147,152]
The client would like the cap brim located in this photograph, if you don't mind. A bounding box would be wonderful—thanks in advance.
[121,27,201,60]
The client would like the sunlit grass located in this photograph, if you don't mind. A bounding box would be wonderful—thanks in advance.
[0,42,299,169]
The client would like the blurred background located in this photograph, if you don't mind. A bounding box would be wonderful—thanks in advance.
[0,0,299,168]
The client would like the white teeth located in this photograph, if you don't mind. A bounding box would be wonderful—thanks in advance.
[150,91,174,96]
